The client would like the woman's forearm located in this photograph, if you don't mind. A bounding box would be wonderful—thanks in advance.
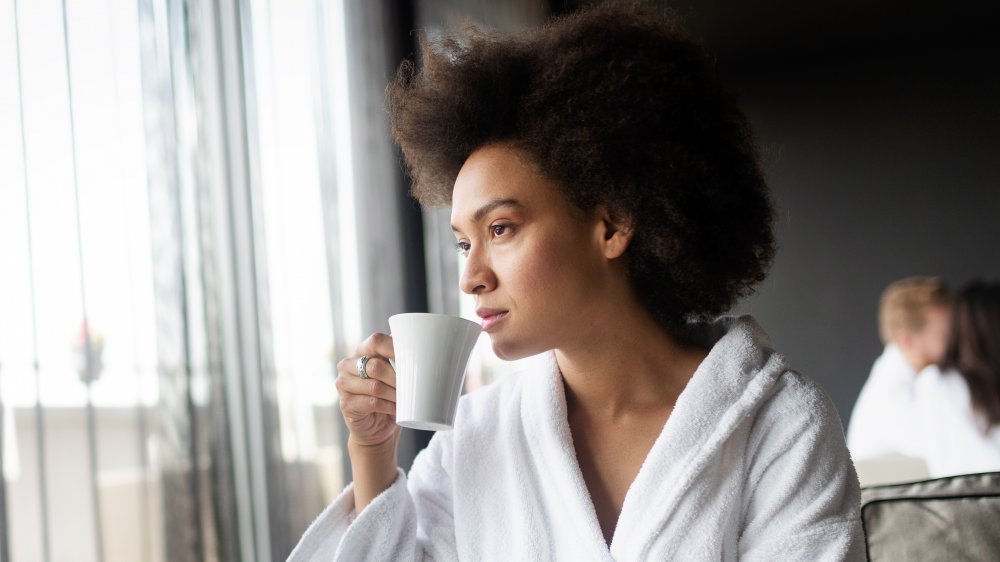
[349,435,400,513]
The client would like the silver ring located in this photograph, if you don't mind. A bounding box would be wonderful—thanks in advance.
[356,355,370,379]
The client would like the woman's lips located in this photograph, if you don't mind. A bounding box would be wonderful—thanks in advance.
[477,310,509,332]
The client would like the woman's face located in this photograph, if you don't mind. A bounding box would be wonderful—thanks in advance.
[450,144,614,360]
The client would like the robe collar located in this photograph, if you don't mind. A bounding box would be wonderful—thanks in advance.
[519,316,788,559]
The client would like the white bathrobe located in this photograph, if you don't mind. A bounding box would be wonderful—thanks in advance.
[846,344,926,460]
[913,368,1000,477]
[288,316,865,561]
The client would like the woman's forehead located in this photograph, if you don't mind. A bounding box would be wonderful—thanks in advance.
[451,145,558,220]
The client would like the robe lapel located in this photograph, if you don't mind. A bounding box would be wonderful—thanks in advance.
[610,317,785,559]
[521,352,614,560]
[516,317,784,559]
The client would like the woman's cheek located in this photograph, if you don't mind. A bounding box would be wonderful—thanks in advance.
[515,241,560,291]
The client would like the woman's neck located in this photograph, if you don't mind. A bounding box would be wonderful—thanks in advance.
[554,300,708,421]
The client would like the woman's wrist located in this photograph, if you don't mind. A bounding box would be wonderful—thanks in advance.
[349,434,400,513]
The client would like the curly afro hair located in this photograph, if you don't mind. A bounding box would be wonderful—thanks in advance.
[388,2,776,338]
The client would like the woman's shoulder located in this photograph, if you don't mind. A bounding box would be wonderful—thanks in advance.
[758,367,838,415]
[741,369,857,494]
[917,366,968,391]
[927,369,995,427]
[749,368,845,440]
[690,316,844,439]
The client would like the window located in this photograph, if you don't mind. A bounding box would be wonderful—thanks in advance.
[0,0,362,560]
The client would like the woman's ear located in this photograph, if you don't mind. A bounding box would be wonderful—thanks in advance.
[597,206,634,259]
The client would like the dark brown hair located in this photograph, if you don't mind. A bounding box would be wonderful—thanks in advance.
[942,280,1000,431]
[388,2,775,337]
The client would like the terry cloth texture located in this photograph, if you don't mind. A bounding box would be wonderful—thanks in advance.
[288,316,865,561]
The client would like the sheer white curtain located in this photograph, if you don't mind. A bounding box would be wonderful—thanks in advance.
[1,1,160,561]
[0,0,379,560]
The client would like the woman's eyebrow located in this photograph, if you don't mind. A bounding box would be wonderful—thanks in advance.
[451,198,524,231]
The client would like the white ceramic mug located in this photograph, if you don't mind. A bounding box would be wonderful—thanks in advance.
[388,313,482,431]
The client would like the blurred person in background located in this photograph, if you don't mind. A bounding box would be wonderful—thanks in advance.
[847,276,952,461]
[289,3,864,560]
[912,280,1000,476]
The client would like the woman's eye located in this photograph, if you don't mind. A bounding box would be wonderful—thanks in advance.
[491,224,509,237]
[455,240,471,256]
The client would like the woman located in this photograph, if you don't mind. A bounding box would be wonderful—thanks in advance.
[914,280,1000,476]
[290,4,863,560]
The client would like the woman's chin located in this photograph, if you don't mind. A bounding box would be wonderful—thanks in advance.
[489,336,536,362]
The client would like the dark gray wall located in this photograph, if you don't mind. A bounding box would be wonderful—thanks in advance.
[706,2,1000,423]
[407,0,1000,426]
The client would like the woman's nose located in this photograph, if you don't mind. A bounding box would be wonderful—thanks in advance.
[459,248,496,295]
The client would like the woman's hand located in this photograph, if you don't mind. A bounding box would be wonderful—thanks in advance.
[336,332,401,448]
[337,333,403,512]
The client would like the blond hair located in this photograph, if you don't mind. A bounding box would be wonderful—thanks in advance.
[879,276,950,344]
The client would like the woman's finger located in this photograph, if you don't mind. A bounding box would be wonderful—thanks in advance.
[360,355,396,389]
[356,332,395,362]
[336,368,396,402]
[339,392,396,419]
[337,353,396,388]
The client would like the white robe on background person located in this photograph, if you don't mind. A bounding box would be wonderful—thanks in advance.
[847,344,1000,478]
[914,368,1000,477]
[846,344,926,461]
[288,316,865,561]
